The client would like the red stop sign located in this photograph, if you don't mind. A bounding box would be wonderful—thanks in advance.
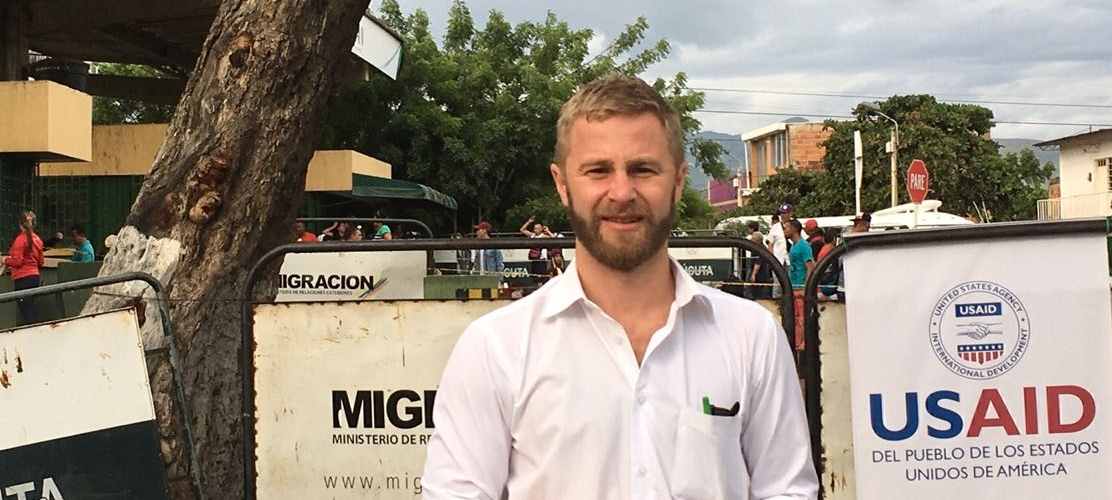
[906,159,929,204]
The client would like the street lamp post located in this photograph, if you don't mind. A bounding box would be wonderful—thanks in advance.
[860,102,900,208]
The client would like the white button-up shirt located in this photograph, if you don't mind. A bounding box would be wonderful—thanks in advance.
[768,222,789,265]
[422,259,818,499]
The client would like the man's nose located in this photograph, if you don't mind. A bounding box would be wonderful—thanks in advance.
[605,172,636,202]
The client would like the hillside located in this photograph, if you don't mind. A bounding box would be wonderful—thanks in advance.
[687,131,745,189]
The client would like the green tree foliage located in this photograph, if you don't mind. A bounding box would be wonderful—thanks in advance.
[711,96,1052,226]
[91,63,175,124]
[675,185,717,231]
[989,149,1056,221]
[321,0,725,232]
[504,191,569,234]
[736,168,819,217]
[818,95,1053,221]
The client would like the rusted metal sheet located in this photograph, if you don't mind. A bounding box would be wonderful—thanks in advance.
[817,302,856,499]
[252,300,507,499]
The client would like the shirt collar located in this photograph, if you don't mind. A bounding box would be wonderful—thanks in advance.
[540,257,712,319]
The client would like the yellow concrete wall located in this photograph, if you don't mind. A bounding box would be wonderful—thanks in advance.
[40,127,393,190]
[304,150,391,191]
[0,81,92,161]
[39,123,168,176]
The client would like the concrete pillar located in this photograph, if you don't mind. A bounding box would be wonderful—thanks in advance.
[0,2,29,81]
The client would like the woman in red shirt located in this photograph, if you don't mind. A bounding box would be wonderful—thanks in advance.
[4,211,45,326]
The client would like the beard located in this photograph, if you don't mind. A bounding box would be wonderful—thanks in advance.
[567,190,675,273]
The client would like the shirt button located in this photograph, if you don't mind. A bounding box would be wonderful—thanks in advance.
[637,466,647,477]
[636,393,646,405]
[613,336,623,345]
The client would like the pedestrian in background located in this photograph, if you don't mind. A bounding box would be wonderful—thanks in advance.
[70,224,95,261]
[4,211,45,326]
[471,221,504,276]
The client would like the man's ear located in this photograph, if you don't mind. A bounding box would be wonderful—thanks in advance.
[674,161,689,204]
[551,163,569,207]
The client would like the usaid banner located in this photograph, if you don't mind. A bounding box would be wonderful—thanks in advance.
[253,300,505,498]
[0,309,167,499]
[276,250,426,301]
[843,232,1112,499]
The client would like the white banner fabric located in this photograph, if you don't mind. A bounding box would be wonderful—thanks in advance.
[843,233,1112,499]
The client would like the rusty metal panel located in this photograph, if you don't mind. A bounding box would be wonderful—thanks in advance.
[0,309,167,499]
[817,302,856,499]
[253,300,508,499]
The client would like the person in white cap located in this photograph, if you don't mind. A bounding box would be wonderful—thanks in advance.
[767,202,794,266]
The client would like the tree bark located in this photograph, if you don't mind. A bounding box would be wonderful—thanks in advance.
[82,0,369,497]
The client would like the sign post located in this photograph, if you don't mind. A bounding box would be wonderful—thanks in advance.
[854,131,864,215]
[906,159,929,228]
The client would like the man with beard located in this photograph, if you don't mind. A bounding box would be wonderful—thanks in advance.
[422,75,817,500]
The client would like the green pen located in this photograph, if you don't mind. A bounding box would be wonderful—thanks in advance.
[702,396,712,415]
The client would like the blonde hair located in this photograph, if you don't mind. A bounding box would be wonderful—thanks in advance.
[553,75,684,167]
[19,211,36,252]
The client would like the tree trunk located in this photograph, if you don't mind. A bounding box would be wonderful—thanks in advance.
[82,0,369,497]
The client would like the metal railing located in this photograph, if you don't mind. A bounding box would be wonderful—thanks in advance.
[1038,191,1112,221]
[1037,198,1061,220]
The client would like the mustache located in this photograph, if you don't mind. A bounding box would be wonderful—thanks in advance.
[596,204,650,219]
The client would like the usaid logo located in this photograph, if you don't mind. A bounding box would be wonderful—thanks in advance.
[929,281,1030,380]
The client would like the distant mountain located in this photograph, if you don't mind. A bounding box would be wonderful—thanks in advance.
[687,131,747,189]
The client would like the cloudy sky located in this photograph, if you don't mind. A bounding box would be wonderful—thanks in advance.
[391,0,1112,142]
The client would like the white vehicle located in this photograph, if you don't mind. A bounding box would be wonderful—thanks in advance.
[716,199,975,233]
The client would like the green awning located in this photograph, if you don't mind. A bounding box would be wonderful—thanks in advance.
[351,174,457,210]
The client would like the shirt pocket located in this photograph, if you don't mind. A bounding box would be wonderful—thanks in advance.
[671,408,748,500]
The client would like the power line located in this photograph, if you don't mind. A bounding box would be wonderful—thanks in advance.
[691,109,1112,128]
[693,109,853,119]
[690,87,1112,109]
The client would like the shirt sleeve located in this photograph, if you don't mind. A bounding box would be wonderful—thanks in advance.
[741,313,819,499]
[422,324,512,499]
[3,234,24,268]
[72,242,93,261]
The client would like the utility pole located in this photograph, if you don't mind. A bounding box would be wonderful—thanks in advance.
[860,102,900,207]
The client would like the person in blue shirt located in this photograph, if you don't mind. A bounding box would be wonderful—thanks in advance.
[70,224,95,262]
[783,218,813,289]
[783,218,813,350]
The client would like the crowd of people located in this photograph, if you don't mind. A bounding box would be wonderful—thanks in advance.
[733,202,873,349]
[293,219,394,242]
[292,217,568,284]
[450,218,567,282]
